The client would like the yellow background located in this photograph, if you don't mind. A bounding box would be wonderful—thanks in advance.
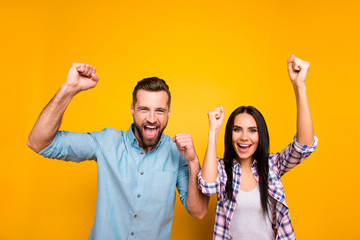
[1,0,359,239]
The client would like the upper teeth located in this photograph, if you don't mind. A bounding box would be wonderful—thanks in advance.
[239,144,250,147]
[146,126,156,129]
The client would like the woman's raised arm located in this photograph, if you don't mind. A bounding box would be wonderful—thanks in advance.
[201,105,225,183]
[287,54,315,145]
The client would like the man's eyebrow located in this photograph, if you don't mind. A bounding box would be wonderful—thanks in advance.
[137,106,149,109]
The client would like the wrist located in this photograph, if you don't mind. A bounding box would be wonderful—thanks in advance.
[187,158,200,172]
[208,129,220,137]
[60,83,80,97]
[293,83,307,93]
[187,154,199,163]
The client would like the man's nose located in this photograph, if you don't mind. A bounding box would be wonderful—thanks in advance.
[147,111,156,123]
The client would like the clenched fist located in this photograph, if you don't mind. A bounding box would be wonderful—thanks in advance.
[173,133,198,162]
[207,105,225,134]
[65,63,100,93]
[287,55,310,88]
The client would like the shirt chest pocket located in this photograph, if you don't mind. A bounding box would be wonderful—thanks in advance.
[150,171,177,202]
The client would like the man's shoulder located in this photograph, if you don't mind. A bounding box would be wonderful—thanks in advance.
[93,127,123,135]
[99,127,122,133]
[90,127,127,141]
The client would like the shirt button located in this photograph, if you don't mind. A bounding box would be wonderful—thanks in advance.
[140,171,144,175]
[137,194,141,198]
[134,214,138,218]
[130,232,134,236]
[140,152,144,154]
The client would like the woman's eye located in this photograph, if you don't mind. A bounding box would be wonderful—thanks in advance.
[250,129,257,133]
[233,128,240,132]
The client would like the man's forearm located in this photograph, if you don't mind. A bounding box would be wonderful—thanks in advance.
[27,84,77,153]
[186,159,209,219]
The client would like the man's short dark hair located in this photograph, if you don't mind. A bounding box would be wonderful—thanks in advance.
[132,77,171,106]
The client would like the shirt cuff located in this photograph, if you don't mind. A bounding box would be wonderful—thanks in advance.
[38,132,60,158]
[293,134,318,155]
[38,131,66,159]
[197,170,220,195]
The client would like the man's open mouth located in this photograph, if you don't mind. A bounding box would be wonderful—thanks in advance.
[143,125,159,138]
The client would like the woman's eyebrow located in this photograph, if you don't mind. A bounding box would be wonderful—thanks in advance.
[233,125,257,128]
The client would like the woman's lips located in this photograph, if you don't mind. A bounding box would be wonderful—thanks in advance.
[237,143,252,153]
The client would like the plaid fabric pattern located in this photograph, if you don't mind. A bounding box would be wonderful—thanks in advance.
[198,136,318,240]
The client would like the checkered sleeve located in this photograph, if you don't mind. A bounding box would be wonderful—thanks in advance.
[272,135,318,177]
[198,158,223,196]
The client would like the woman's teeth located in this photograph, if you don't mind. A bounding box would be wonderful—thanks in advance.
[238,144,251,149]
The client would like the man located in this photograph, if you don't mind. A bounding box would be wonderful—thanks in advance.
[27,63,209,239]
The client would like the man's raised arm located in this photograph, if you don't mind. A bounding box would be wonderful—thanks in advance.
[173,133,209,219]
[27,63,99,153]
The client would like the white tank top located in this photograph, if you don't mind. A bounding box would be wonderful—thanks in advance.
[230,184,275,240]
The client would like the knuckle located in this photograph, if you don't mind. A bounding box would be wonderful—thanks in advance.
[71,62,79,68]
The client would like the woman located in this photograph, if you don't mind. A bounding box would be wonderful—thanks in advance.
[198,55,318,240]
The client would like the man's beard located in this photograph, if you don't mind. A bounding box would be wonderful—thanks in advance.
[133,121,166,149]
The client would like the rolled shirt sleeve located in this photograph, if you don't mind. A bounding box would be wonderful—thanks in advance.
[38,130,105,162]
[197,158,224,196]
[176,154,190,212]
[274,134,318,176]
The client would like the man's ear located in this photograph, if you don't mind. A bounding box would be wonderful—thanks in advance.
[168,107,171,118]
[130,103,134,116]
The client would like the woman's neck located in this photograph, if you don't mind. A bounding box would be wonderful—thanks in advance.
[237,157,253,170]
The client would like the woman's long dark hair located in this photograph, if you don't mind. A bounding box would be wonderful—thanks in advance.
[223,106,270,213]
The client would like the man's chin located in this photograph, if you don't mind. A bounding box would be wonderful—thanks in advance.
[133,123,164,149]
[143,137,160,148]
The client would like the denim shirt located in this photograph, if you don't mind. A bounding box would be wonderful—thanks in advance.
[39,125,189,240]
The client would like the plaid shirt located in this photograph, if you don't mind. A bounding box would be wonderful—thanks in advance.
[198,136,318,240]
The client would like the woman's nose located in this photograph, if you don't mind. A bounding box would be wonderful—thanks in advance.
[239,132,248,141]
